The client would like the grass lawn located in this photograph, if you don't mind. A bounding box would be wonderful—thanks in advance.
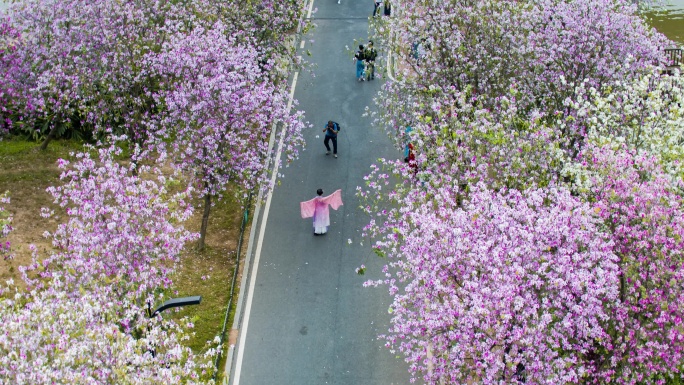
[0,137,247,381]
[165,194,248,381]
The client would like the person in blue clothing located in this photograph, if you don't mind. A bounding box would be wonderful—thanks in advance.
[322,120,340,158]
[355,45,366,81]
[403,125,413,160]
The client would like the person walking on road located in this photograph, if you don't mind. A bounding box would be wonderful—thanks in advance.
[300,189,344,235]
[323,120,340,158]
[364,41,377,80]
[355,45,366,81]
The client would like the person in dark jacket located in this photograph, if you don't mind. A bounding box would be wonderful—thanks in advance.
[364,41,377,80]
[322,120,340,158]
[355,45,366,81]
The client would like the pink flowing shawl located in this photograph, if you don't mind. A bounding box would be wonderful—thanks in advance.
[300,189,343,229]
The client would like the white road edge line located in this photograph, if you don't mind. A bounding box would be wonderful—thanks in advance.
[231,63,301,385]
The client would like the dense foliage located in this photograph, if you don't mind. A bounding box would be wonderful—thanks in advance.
[0,142,216,383]
[0,0,308,144]
[364,0,684,383]
[0,0,308,382]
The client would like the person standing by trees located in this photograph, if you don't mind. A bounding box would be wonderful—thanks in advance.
[355,44,366,81]
[373,0,382,17]
[383,1,391,16]
[364,40,377,80]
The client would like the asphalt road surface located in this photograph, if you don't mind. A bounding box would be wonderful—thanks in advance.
[229,0,411,384]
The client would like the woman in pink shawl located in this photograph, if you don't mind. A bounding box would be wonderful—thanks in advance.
[300,189,343,235]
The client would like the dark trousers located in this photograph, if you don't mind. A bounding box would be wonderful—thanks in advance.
[373,2,381,16]
[366,60,375,80]
[324,135,337,154]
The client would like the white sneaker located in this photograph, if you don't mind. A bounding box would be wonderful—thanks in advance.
[334,154,338,158]
[326,151,330,155]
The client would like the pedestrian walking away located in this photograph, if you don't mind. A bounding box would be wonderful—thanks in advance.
[384,1,391,16]
[355,45,366,81]
[372,0,382,17]
[364,41,377,80]
[300,189,344,235]
[323,120,341,158]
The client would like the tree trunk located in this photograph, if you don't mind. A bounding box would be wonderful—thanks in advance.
[39,123,59,151]
[198,192,212,251]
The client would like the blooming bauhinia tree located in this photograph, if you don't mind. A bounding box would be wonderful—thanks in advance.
[4,0,174,146]
[0,139,219,382]
[582,147,684,384]
[362,0,681,383]
[380,87,563,193]
[518,0,667,115]
[372,0,667,164]
[0,275,217,384]
[41,139,196,303]
[0,138,219,382]
[362,183,618,384]
[147,22,305,249]
[1,0,309,148]
[0,18,30,136]
[219,0,310,83]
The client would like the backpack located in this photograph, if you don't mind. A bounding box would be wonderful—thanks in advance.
[333,122,341,132]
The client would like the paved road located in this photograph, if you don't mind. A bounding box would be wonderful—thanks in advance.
[229,0,410,384]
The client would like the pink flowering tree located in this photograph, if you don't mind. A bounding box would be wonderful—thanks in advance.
[375,0,524,99]
[362,2,681,383]
[0,18,30,136]
[376,87,563,194]
[518,0,667,112]
[147,23,305,250]
[219,0,310,83]
[2,0,229,145]
[0,139,219,382]
[373,0,667,165]
[0,275,217,384]
[580,147,684,383]
[41,139,196,303]
[1,0,308,148]
[3,0,174,146]
[360,181,618,384]
[523,0,668,159]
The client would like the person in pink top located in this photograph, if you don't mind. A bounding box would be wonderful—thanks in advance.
[300,189,343,235]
